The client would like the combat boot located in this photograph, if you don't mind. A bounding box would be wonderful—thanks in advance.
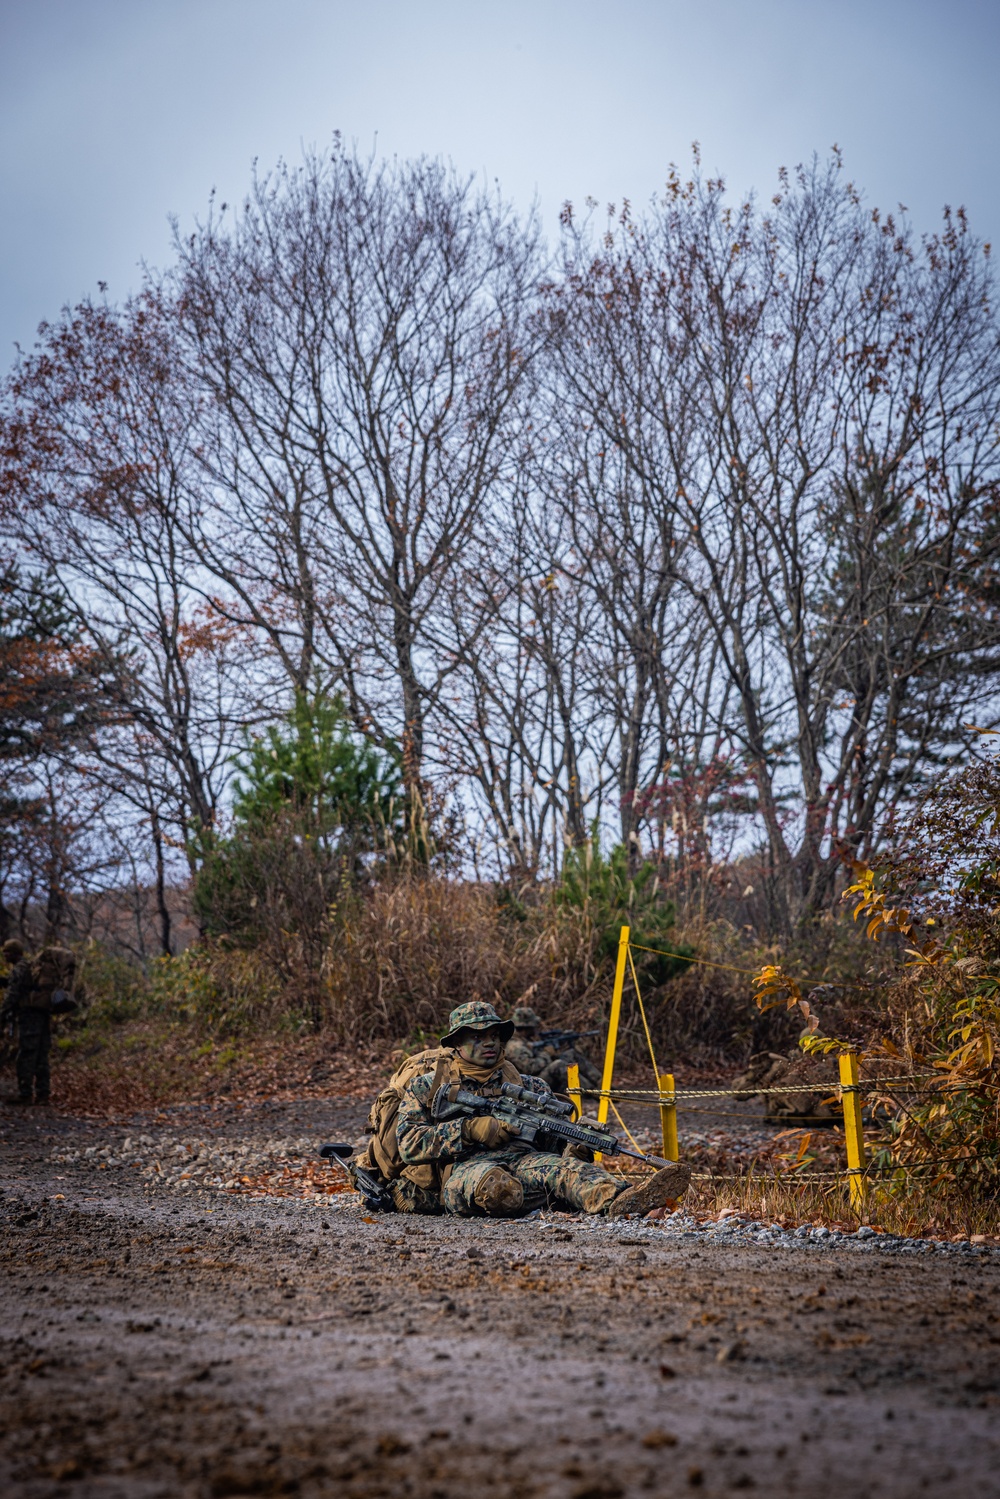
[604,1162,692,1219]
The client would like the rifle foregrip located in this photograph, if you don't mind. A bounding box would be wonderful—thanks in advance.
[434,1083,628,1161]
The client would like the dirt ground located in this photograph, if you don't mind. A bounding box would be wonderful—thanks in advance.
[2,1093,1000,1499]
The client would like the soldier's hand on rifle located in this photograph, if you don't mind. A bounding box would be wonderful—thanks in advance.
[462,1116,516,1148]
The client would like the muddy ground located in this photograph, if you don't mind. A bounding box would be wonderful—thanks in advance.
[2,1094,1000,1499]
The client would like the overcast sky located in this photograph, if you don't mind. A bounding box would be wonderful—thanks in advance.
[1,0,997,360]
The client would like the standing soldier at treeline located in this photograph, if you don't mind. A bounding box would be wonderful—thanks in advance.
[1,941,78,1106]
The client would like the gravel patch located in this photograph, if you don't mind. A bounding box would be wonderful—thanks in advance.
[46,1131,1000,1257]
[49,1130,324,1193]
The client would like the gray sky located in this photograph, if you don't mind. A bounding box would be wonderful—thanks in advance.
[1,0,998,360]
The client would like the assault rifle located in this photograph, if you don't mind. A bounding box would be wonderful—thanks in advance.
[531,1027,600,1055]
[430,1079,671,1169]
[319,1142,393,1212]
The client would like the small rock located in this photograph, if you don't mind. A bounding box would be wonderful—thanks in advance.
[376,1434,410,1456]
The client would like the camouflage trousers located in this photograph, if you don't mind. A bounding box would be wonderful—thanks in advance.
[16,1009,50,1102]
[390,1176,442,1215]
[441,1146,625,1218]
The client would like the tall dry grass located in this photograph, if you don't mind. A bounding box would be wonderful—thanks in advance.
[685,1173,1000,1238]
[320,876,606,1043]
[135,873,804,1062]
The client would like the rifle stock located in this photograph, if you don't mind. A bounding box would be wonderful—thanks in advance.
[319,1142,394,1211]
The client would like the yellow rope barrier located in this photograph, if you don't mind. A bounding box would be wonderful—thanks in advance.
[578,1075,956,1100]
[584,932,987,1198]
[629,939,861,988]
[626,943,661,1081]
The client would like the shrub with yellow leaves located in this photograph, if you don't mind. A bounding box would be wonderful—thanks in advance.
[755,755,1000,1197]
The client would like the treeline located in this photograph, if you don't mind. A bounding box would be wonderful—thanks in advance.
[2,143,999,953]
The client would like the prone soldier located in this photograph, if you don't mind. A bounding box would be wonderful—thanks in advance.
[505,1005,602,1093]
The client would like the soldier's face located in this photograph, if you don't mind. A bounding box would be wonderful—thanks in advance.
[456,1025,504,1066]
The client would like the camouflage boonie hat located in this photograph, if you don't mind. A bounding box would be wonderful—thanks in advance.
[511,1006,543,1030]
[440,1000,514,1047]
[2,938,24,962]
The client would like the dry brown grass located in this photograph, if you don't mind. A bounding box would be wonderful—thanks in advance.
[320,875,607,1043]
[686,1173,1000,1239]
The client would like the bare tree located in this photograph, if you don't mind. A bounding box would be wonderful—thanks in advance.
[174,146,543,813]
[0,297,247,906]
[551,154,1000,927]
[4,144,999,945]
[436,472,611,878]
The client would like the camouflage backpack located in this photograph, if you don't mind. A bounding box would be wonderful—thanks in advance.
[356,1046,522,1185]
[25,947,75,1012]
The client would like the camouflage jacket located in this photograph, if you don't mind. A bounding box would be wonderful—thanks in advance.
[0,961,33,1016]
[396,1065,551,1166]
[504,1036,555,1077]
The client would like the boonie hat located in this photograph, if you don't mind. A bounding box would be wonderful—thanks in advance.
[511,1006,543,1030]
[440,1000,514,1047]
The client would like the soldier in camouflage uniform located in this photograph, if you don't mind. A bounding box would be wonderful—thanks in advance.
[1,940,32,1100]
[505,1005,602,1093]
[396,1001,689,1218]
[1,939,25,1007]
[1,945,76,1105]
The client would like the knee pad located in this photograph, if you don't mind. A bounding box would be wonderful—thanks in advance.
[473,1166,524,1217]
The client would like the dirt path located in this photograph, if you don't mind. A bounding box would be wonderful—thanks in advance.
[2,1097,999,1498]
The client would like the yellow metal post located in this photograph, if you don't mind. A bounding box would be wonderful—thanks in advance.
[595,926,629,1161]
[566,1063,582,1121]
[839,1050,867,1212]
[659,1072,678,1162]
